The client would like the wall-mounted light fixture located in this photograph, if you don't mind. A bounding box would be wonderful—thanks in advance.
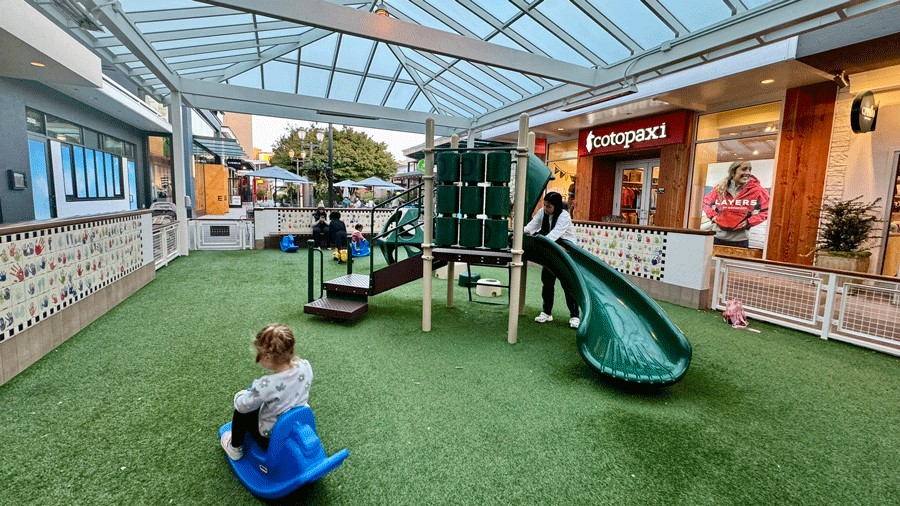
[562,83,638,112]
[833,70,850,88]
[374,0,389,16]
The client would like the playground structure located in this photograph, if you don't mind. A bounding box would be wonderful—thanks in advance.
[218,406,349,500]
[420,114,692,385]
[305,114,691,384]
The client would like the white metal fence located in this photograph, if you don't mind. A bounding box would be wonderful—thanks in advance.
[713,257,900,356]
[190,219,254,251]
[153,223,180,269]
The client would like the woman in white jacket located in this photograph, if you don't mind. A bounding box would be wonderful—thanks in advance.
[524,191,580,329]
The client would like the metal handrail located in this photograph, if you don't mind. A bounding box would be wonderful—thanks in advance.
[306,239,324,302]
[365,184,425,276]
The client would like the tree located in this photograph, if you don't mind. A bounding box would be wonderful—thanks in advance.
[268,125,397,202]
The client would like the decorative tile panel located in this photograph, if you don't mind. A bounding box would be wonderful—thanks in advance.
[573,223,667,280]
[276,209,396,235]
[0,216,144,342]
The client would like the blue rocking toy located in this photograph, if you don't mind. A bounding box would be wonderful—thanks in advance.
[280,235,299,253]
[218,406,349,499]
[351,239,371,257]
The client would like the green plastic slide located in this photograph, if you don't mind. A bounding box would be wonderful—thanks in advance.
[520,152,691,385]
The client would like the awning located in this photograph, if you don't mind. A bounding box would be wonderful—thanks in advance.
[193,135,247,160]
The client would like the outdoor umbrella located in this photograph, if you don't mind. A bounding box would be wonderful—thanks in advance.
[357,176,403,191]
[334,179,366,189]
[245,166,309,206]
[334,179,367,200]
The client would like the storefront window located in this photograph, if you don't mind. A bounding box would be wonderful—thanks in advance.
[547,139,578,211]
[26,108,45,134]
[689,103,781,251]
[149,135,174,203]
[46,114,83,145]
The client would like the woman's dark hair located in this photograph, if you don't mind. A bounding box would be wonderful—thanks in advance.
[544,191,564,217]
[329,210,341,220]
[539,191,565,235]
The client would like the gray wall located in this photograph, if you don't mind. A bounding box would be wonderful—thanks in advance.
[0,77,150,224]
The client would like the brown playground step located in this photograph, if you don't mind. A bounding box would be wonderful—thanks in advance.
[324,273,372,295]
[303,297,369,321]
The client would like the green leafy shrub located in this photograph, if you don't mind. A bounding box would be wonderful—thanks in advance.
[818,196,881,257]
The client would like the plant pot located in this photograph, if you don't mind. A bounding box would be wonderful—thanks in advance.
[814,251,871,273]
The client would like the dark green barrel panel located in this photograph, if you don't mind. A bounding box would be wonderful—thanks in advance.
[436,152,460,183]
[434,216,458,246]
[458,218,483,248]
[486,151,511,183]
[460,152,485,183]
[483,219,509,249]
[435,185,459,214]
[459,185,484,216]
[484,186,510,217]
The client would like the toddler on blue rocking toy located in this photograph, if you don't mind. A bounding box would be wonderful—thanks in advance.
[350,223,370,257]
[219,324,347,499]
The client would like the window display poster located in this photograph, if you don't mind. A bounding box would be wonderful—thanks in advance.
[700,159,774,250]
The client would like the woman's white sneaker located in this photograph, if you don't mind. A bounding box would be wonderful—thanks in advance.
[534,312,553,323]
[569,317,581,329]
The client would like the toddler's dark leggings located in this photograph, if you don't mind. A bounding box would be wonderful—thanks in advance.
[230,409,270,451]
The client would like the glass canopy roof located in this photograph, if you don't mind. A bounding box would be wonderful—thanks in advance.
[28,0,893,136]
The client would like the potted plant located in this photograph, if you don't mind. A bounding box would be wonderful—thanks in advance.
[256,188,267,203]
[814,196,882,273]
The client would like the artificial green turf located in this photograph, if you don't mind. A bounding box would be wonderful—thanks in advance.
[0,249,897,505]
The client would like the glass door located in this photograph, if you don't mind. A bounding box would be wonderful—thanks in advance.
[28,138,56,220]
[614,159,660,225]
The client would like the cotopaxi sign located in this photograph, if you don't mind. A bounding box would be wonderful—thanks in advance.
[578,110,690,157]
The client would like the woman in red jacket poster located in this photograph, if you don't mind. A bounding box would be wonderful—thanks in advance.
[702,161,771,248]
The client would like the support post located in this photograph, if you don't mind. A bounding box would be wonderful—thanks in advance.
[326,123,335,207]
[170,91,189,257]
[519,132,536,316]
[446,133,460,308]
[506,114,530,344]
[422,118,436,331]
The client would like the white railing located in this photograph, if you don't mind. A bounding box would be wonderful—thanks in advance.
[153,223,180,269]
[713,257,900,356]
[190,219,254,251]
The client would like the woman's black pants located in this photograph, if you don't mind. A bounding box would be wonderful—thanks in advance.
[541,267,579,318]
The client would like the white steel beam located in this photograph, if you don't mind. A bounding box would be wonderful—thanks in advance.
[196,0,599,86]
[177,78,471,130]
[127,6,238,23]
[387,45,448,116]
[80,0,181,91]
[640,0,688,37]
[569,0,643,53]
[472,0,893,128]
[507,0,609,64]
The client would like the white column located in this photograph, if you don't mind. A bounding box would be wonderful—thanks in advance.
[422,119,435,331]
[446,134,460,308]
[170,91,189,257]
[507,114,530,344]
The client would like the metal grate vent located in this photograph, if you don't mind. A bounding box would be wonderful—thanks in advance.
[209,225,231,237]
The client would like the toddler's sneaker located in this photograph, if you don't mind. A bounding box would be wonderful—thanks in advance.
[534,312,553,323]
[220,431,243,461]
[569,317,581,329]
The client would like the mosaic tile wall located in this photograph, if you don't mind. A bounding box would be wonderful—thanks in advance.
[0,216,145,342]
[573,223,667,280]
[276,209,395,234]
